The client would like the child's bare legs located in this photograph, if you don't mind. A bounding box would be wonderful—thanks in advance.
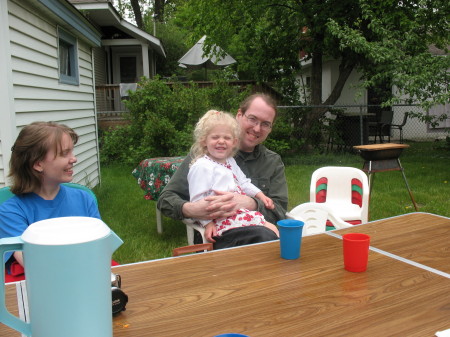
[264,221,279,237]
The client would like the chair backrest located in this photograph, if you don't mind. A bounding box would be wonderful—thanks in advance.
[172,243,213,256]
[286,202,352,236]
[379,110,393,125]
[0,187,15,204]
[0,183,97,206]
[310,166,369,223]
[62,183,98,205]
[398,112,408,127]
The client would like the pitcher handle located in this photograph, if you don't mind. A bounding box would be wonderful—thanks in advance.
[0,237,31,336]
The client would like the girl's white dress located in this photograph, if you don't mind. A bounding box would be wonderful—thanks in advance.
[188,155,266,236]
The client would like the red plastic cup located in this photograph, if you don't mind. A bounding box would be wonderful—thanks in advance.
[343,233,370,272]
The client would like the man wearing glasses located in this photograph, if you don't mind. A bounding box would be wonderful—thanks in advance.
[158,93,288,248]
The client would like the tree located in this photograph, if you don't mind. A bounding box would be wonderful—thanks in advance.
[175,0,449,146]
[114,1,185,76]
[117,0,174,27]
[328,0,449,111]
[130,0,144,28]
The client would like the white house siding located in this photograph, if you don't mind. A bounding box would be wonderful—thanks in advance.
[0,0,100,187]
[297,57,448,141]
[296,59,367,107]
[0,0,16,187]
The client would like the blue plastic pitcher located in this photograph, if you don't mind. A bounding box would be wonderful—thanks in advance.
[0,217,123,337]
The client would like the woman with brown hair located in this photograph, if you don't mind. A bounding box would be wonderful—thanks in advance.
[0,122,100,269]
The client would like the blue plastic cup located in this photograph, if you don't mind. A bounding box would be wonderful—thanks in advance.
[277,219,305,260]
[214,334,249,337]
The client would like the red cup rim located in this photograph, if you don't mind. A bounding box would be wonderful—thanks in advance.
[343,233,370,241]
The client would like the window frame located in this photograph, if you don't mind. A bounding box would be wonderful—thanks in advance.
[58,27,79,85]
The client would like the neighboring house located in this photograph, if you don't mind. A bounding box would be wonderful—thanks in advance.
[70,0,166,113]
[297,49,449,141]
[0,0,165,188]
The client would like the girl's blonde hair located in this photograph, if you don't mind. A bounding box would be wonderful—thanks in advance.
[190,110,240,165]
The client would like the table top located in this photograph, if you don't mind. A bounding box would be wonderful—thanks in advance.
[353,143,410,151]
[1,213,449,337]
[334,212,450,275]
[132,156,185,200]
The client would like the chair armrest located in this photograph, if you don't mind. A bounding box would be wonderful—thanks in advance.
[172,243,213,256]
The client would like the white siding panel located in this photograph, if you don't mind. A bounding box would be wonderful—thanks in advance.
[12,72,92,93]
[9,1,55,37]
[79,47,93,64]
[63,117,97,129]
[73,160,98,185]
[15,111,95,125]
[75,124,97,137]
[76,145,98,162]
[10,43,57,74]
[73,153,99,182]
[11,57,57,79]
[77,135,98,150]
[79,46,94,88]
[14,100,95,114]
[80,74,94,87]
[0,142,5,184]
[9,28,55,57]
[14,86,94,101]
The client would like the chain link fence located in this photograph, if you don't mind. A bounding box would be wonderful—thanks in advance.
[278,104,449,150]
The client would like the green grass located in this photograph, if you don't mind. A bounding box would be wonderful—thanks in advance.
[95,141,450,264]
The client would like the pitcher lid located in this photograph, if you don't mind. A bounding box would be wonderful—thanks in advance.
[22,217,111,245]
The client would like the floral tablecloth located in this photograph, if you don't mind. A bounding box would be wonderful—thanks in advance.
[132,156,186,201]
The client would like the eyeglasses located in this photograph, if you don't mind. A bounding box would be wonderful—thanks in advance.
[243,114,273,131]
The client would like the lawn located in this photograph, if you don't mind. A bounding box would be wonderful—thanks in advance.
[94,141,449,264]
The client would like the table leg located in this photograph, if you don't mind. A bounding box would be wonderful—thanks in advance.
[397,159,419,211]
[156,205,163,234]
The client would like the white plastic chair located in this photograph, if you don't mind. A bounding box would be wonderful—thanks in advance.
[286,202,352,236]
[310,166,369,225]
[184,219,207,245]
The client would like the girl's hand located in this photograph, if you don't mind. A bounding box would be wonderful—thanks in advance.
[255,192,275,210]
[204,222,217,243]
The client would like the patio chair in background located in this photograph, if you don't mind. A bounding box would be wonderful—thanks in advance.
[368,110,393,144]
[380,112,408,143]
[310,166,369,226]
[286,202,352,236]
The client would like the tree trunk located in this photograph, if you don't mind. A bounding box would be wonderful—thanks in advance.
[300,54,355,148]
[130,0,143,28]
[154,0,165,22]
[299,50,327,146]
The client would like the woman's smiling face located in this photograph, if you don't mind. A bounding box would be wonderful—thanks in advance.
[33,132,77,187]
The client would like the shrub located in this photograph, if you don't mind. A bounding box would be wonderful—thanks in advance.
[100,77,249,165]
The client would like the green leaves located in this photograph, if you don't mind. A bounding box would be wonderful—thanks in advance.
[100,77,248,164]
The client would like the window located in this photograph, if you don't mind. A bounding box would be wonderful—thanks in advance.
[306,76,311,87]
[58,28,79,85]
[119,56,137,83]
